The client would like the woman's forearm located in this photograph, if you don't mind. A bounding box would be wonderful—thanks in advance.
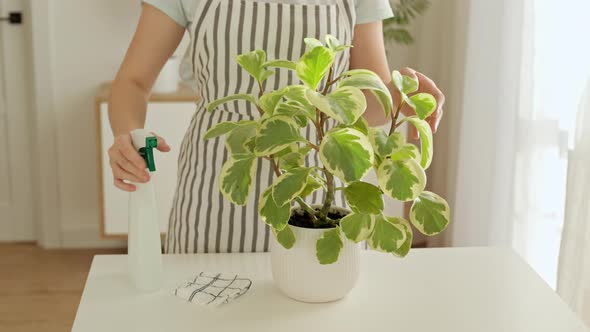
[108,3,185,137]
[108,77,150,136]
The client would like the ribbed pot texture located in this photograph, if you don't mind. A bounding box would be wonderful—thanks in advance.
[270,206,360,303]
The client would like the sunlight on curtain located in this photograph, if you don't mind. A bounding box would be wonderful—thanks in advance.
[512,0,590,288]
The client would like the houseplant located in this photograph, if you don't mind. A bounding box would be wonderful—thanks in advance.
[205,35,450,302]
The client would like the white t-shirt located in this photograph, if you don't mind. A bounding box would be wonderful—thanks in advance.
[143,0,393,27]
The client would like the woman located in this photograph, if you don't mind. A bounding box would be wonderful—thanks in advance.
[108,0,445,254]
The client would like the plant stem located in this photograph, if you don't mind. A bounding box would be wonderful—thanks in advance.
[317,66,337,224]
[389,100,405,136]
[319,169,335,223]
[317,67,335,138]
[294,197,318,224]
[256,81,265,114]
[322,67,334,95]
[269,157,281,177]
[307,142,320,151]
[325,74,343,89]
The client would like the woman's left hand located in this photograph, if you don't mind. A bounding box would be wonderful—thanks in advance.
[394,67,446,138]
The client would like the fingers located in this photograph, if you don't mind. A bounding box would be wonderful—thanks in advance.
[114,178,136,192]
[108,133,150,192]
[108,132,171,192]
[111,160,147,183]
[400,102,415,117]
[109,145,149,181]
[434,109,443,131]
[154,135,172,152]
[112,150,146,178]
[415,72,445,133]
[410,126,419,140]
[120,143,147,171]
[399,67,418,81]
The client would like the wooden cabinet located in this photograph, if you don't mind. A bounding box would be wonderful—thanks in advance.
[95,83,197,238]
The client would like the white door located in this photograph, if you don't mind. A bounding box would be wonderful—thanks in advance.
[0,0,34,241]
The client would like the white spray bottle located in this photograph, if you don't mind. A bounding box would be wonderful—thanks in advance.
[128,129,163,292]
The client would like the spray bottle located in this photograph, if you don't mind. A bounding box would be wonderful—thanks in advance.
[128,129,163,292]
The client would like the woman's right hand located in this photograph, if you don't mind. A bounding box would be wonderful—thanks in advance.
[108,133,171,192]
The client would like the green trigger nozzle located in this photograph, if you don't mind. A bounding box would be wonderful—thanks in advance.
[139,137,158,172]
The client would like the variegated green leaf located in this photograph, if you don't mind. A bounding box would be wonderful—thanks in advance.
[377,158,426,201]
[390,144,421,163]
[391,70,419,95]
[273,144,298,159]
[403,116,433,169]
[306,86,367,125]
[296,46,334,90]
[367,215,407,253]
[277,146,311,170]
[304,37,324,50]
[343,69,376,77]
[340,213,375,243]
[392,218,413,258]
[390,132,406,147]
[225,122,258,155]
[272,168,312,206]
[207,94,257,113]
[283,85,317,119]
[244,137,256,153]
[316,228,343,265]
[237,50,274,83]
[334,116,370,136]
[264,60,297,71]
[408,93,437,120]
[203,122,239,140]
[254,116,305,156]
[259,186,290,231]
[275,225,296,249]
[259,89,286,114]
[344,181,384,215]
[351,117,370,135]
[320,128,374,184]
[410,191,450,236]
[368,128,401,158]
[325,34,352,52]
[298,176,323,198]
[338,73,393,117]
[275,102,311,127]
[219,154,257,205]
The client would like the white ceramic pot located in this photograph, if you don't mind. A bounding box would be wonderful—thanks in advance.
[270,206,360,303]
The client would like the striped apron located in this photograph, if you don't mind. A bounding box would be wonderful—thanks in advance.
[166,0,357,254]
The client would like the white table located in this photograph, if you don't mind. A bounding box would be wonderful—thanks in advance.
[72,248,588,332]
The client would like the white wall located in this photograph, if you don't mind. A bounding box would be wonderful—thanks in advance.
[0,0,35,241]
[46,0,141,247]
[32,0,188,248]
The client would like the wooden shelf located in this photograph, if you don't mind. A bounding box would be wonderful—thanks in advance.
[95,82,198,103]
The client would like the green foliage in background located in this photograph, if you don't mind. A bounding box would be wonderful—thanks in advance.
[384,0,431,45]
[206,35,449,265]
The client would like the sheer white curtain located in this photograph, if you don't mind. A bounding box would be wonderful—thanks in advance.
[558,80,590,326]
[452,0,590,300]
[452,0,526,247]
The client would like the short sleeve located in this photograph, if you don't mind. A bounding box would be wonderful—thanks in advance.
[142,0,190,27]
[355,0,394,25]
